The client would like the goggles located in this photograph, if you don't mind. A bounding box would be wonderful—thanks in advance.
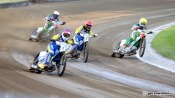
[63,33,70,38]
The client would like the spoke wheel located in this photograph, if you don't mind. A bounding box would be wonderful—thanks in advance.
[57,54,67,77]
[83,42,89,63]
[114,41,124,58]
[139,38,146,57]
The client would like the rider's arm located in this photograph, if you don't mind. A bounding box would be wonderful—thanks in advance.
[45,14,65,25]
[89,31,98,37]
[132,23,147,31]
[51,34,61,41]
[55,18,66,25]
[130,31,138,41]
[66,39,73,44]
[131,24,140,30]
[75,26,83,35]
[44,14,52,21]
[88,31,95,38]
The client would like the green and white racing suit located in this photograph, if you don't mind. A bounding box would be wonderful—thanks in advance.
[42,14,65,33]
[123,23,147,47]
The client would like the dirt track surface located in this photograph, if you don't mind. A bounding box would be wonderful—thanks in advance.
[0,0,175,98]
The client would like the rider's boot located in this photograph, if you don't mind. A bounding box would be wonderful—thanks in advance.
[125,46,137,54]
[72,51,80,59]
[130,46,137,54]
[44,65,53,71]
[72,53,80,59]
[29,59,39,70]
[119,44,127,53]
[74,53,80,59]
[29,64,38,70]
[125,48,131,54]
[121,44,127,49]
[111,53,116,57]
[29,37,32,41]
[69,44,80,59]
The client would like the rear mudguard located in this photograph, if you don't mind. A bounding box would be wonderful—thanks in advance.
[30,27,43,39]
[36,27,43,33]
[37,51,48,69]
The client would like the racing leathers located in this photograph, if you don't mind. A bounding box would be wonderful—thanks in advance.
[42,14,66,33]
[131,23,147,30]
[122,23,147,48]
[45,34,72,67]
[73,26,96,51]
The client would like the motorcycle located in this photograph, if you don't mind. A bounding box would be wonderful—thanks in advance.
[29,41,72,76]
[111,30,152,58]
[70,33,98,63]
[29,21,66,42]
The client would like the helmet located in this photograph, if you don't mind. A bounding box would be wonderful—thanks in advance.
[53,11,59,15]
[85,20,92,30]
[53,11,59,19]
[85,20,92,26]
[139,18,147,26]
[61,29,71,41]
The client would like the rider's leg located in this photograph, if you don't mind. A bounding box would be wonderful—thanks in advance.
[125,37,133,46]
[122,30,139,48]
[45,42,58,67]
[130,46,137,54]
[36,21,52,37]
[71,35,83,58]
[122,37,133,48]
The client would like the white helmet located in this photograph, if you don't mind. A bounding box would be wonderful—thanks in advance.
[61,29,71,42]
[53,11,59,16]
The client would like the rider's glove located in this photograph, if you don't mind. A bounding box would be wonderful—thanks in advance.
[71,39,75,45]
[147,31,153,34]
[50,39,56,42]
[62,22,66,25]
[44,17,48,21]
[93,34,98,37]
[77,33,80,36]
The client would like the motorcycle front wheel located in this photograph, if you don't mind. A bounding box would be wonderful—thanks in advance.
[57,54,67,77]
[83,42,89,63]
[112,41,124,58]
[139,38,146,57]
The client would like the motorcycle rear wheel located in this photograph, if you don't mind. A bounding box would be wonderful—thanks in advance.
[29,28,39,42]
[29,52,42,74]
[113,41,124,58]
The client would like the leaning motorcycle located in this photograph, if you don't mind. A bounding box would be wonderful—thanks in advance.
[111,30,152,58]
[29,21,65,42]
[29,41,71,76]
[71,33,98,63]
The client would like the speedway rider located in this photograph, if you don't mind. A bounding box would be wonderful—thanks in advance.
[44,29,73,68]
[40,11,66,35]
[71,20,98,58]
[121,18,148,53]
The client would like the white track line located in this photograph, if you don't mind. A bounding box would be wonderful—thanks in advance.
[68,62,175,92]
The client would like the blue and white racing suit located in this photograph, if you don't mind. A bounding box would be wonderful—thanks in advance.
[73,25,95,51]
[45,34,72,67]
